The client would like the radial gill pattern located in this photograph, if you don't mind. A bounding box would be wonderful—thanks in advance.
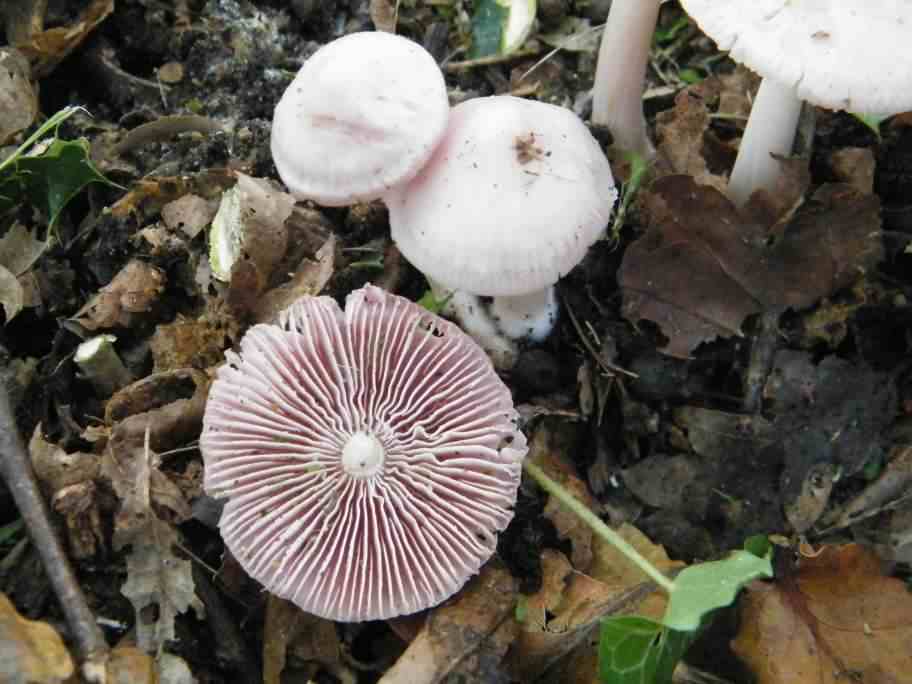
[201,284,527,622]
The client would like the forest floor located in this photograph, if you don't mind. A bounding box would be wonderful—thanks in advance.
[1,1,911,683]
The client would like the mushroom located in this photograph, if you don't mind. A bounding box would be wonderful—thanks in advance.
[270,31,449,206]
[386,95,617,367]
[201,284,527,622]
[591,0,662,155]
[679,1,912,205]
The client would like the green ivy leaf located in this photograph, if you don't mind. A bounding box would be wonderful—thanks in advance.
[663,550,773,631]
[598,616,695,684]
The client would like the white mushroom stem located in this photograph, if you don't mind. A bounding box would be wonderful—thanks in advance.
[726,76,803,206]
[74,335,133,397]
[429,280,517,371]
[489,288,558,342]
[591,0,661,156]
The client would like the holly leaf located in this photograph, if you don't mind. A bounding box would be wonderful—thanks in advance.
[470,0,535,58]
[598,616,694,684]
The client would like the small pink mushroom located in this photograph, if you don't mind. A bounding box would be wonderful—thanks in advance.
[270,32,449,206]
[201,284,527,621]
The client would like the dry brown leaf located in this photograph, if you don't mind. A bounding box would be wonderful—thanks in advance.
[380,564,517,684]
[28,426,103,558]
[0,264,23,321]
[0,592,73,684]
[732,544,912,684]
[620,176,882,357]
[160,193,216,239]
[0,49,37,144]
[370,0,399,32]
[11,0,114,78]
[528,420,597,571]
[263,595,340,684]
[506,534,677,682]
[254,234,336,323]
[72,259,166,331]
[120,515,205,654]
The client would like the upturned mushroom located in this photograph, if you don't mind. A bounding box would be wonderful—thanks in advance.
[270,31,449,206]
[201,284,526,622]
[679,1,912,205]
[386,95,617,367]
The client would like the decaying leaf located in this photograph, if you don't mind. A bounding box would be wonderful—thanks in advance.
[0,264,23,321]
[527,420,597,571]
[0,48,37,144]
[208,173,295,313]
[263,596,340,684]
[254,234,336,323]
[764,351,895,533]
[620,176,882,357]
[381,564,518,684]
[9,0,114,78]
[160,193,217,239]
[506,527,680,682]
[71,259,166,331]
[120,515,205,654]
[0,591,74,684]
[28,426,104,558]
[0,222,48,277]
[732,544,912,683]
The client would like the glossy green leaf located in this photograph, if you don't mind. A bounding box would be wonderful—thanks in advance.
[598,615,695,684]
[663,550,773,631]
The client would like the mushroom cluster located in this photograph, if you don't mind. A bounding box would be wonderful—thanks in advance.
[270,32,617,366]
[201,285,527,621]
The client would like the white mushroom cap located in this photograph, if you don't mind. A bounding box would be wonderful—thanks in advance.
[680,1,912,114]
[270,32,449,206]
[387,95,617,298]
[201,284,526,622]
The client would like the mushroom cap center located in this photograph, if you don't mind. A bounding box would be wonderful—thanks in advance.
[341,431,386,479]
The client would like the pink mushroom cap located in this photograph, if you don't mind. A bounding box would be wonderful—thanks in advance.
[270,31,450,206]
[201,284,527,621]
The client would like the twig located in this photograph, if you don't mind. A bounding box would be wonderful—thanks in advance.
[741,310,780,413]
[0,385,108,680]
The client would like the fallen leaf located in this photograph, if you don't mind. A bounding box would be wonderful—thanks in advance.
[160,193,216,239]
[0,264,24,321]
[528,420,597,571]
[380,564,517,684]
[11,0,114,78]
[0,49,37,145]
[0,222,48,277]
[732,544,912,684]
[120,515,205,654]
[71,259,166,331]
[254,234,336,323]
[0,591,73,684]
[620,176,882,357]
[370,0,399,32]
[263,596,339,684]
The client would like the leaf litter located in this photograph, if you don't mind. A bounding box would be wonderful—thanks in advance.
[1,2,910,682]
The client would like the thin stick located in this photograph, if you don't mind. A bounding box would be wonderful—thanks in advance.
[0,386,108,678]
[524,461,676,593]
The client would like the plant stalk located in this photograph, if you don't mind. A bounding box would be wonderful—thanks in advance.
[523,461,676,593]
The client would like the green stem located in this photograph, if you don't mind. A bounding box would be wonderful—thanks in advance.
[523,460,676,594]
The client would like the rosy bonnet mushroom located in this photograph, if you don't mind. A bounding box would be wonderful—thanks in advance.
[679,1,912,205]
[270,31,449,206]
[386,95,617,366]
[201,284,527,621]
